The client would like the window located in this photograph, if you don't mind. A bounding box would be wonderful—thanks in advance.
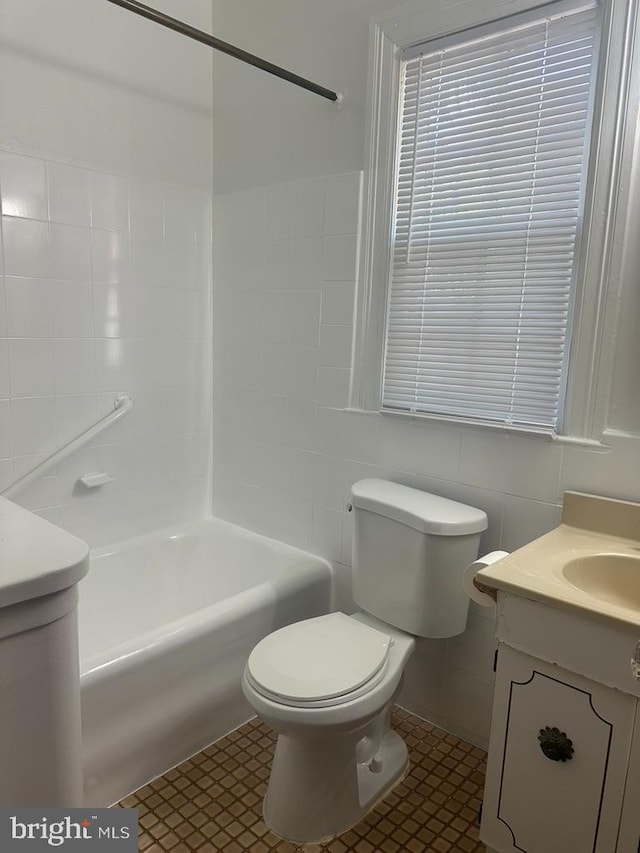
[354,0,635,440]
[385,5,597,431]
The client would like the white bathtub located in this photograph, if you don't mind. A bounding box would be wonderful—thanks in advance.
[78,518,332,806]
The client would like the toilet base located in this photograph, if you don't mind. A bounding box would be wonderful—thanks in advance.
[263,728,409,844]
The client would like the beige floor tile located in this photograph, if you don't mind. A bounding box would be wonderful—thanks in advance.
[117,709,487,852]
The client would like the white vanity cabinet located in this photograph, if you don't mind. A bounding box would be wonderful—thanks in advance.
[480,593,640,853]
[474,492,640,853]
[0,498,89,806]
[481,645,636,853]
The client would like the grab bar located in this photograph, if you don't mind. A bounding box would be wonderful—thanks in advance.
[2,394,134,500]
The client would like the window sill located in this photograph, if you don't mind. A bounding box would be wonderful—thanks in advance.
[343,406,612,451]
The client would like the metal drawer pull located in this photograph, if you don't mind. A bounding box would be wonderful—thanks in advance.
[538,726,574,762]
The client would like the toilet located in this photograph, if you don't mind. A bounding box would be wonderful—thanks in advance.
[242,479,488,843]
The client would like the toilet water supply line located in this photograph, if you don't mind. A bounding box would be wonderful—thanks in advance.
[1,395,134,500]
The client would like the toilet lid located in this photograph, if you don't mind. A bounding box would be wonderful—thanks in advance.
[247,613,391,702]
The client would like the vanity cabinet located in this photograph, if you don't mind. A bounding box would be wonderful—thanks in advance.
[481,645,636,853]
[474,492,640,853]
[479,589,640,853]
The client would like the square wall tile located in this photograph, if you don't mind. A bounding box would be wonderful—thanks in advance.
[264,184,292,241]
[0,459,13,489]
[0,402,11,458]
[49,223,91,280]
[223,241,263,290]
[311,505,344,562]
[459,429,509,492]
[13,467,58,512]
[235,292,264,342]
[259,343,318,399]
[379,417,461,480]
[97,443,140,493]
[289,291,321,346]
[47,162,91,226]
[558,436,640,504]
[292,178,324,238]
[261,292,290,344]
[56,446,100,501]
[94,339,137,392]
[322,234,358,280]
[91,230,129,285]
[507,435,562,502]
[444,667,494,744]
[55,394,99,446]
[0,152,48,220]
[502,495,561,551]
[0,342,9,400]
[129,179,163,239]
[0,279,6,337]
[317,366,351,408]
[89,171,129,232]
[129,237,164,286]
[10,397,57,457]
[290,238,323,290]
[319,324,353,368]
[9,339,55,397]
[321,281,355,326]
[53,281,94,338]
[228,188,264,244]
[6,277,54,337]
[448,611,497,680]
[54,340,95,395]
[324,172,361,235]
[286,398,319,451]
[264,240,292,291]
[164,185,209,245]
[2,217,49,278]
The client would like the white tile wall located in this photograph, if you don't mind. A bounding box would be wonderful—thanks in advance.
[0,150,212,548]
[213,170,640,749]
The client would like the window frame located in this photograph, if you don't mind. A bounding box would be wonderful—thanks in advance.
[351,0,638,442]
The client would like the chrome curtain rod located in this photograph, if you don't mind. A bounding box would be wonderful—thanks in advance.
[106,0,340,103]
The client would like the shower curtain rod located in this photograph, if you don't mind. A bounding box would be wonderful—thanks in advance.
[106,0,340,103]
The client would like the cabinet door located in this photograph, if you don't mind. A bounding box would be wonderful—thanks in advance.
[481,645,635,853]
[617,704,640,853]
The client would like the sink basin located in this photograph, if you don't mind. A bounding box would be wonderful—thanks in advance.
[563,554,640,611]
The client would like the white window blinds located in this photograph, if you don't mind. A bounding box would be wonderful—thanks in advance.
[383,4,599,431]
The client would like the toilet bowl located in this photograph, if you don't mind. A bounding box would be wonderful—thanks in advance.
[243,479,488,843]
[242,611,415,843]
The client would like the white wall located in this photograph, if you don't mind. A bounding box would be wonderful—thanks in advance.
[0,0,213,188]
[0,0,213,547]
[211,0,403,193]
[211,0,640,748]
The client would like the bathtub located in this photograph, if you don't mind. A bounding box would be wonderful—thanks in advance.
[78,518,333,807]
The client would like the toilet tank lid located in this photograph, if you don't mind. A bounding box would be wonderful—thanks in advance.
[351,479,488,536]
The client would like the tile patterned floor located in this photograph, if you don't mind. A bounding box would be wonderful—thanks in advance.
[118,708,487,852]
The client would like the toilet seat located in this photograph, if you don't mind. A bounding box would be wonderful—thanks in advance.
[246,612,392,708]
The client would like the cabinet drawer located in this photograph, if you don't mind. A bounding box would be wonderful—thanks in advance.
[481,646,635,853]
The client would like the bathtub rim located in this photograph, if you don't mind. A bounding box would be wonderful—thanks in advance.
[80,515,334,684]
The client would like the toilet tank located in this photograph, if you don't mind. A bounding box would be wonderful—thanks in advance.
[350,480,488,638]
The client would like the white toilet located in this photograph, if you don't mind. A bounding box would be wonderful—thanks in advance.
[242,479,488,843]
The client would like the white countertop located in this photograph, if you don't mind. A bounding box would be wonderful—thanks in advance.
[0,497,89,608]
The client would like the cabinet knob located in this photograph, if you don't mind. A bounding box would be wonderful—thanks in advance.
[538,726,574,762]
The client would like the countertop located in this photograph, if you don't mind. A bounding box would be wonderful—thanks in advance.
[0,497,89,608]
[476,491,640,629]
